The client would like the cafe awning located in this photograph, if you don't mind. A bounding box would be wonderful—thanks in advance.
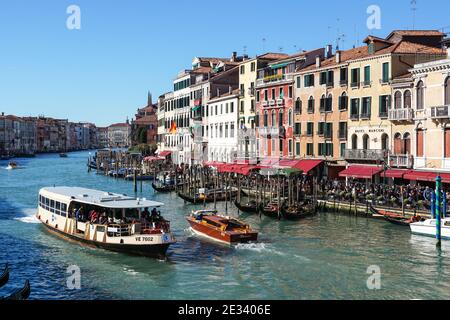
[143,156,164,162]
[259,158,280,167]
[339,165,383,179]
[384,169,412,179]
[403,170,450,183]
[158,151,172,157]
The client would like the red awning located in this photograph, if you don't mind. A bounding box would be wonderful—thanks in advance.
[143,156,164,162]
[158,151,172,157]
[404,170,450,183]
[277,159,323,174]
[339,165,383,179]
[259,158,280,167]
[384,169,412,179]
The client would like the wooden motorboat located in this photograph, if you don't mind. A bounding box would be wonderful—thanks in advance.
[187,210,258,244]
[2,280,30,300]
[282,202,316,220]
[0,264,9,288]
[234,200,259,213]
[152,182,175,193]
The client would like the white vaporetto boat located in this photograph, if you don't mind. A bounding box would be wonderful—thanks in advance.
[36,187,176,259]
[410,218,450,240]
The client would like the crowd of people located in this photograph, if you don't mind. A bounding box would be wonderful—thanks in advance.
[319,179,450,211]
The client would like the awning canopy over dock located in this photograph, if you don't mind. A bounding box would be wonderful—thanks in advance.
[339,165,383,179]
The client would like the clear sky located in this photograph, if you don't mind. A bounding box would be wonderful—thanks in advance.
[0,0,449,127]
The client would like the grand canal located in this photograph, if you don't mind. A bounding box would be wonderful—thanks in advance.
[1,151,450,300]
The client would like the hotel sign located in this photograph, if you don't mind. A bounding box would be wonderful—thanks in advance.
[354,128,386,134]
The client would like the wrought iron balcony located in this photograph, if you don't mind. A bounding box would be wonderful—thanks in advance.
[388,108,414,122]
[344,149,387,161]
[430,105,450,119]
[276,99,284,106]
[258,127,280,137]
[388,154,414,168]
[256,74,294,87]
[261,101,268,107]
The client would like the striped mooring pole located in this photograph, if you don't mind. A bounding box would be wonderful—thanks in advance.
[431,191,436,219]
[436,176,442,245]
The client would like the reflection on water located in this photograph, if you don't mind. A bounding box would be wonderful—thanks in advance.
[1,152,450,300]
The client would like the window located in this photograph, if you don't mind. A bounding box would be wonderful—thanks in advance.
[307,122,314,136]
[307,97,315,113]
[361,97,371,119]
[263,111,268,127]
[296,76,301,88]
[318,122,325,135]
[404,90,412,108]
[240,101,244,114]
[295,99,302,114]
[363,134,369,150]
[255,113,260,128]
[350,98,360,119]
[394,91,402,109]
[351,68,360,87]
[318,143,333,156]
[288,140,293,155]
[445,77,450,105]
[296,142,301,156]
[230,123,235,138]
[382,62,390,83]
[326,94,332,112]
[271,110,276,127]
[279,139,283,153]
[230,102,234,113]
[271,88,276,100]
[364,66,371,85]
[294,123,301,135]
[417,81,424,109]
[327,70,334,86]
[340,68,348,85]
[304,74,314,87]
[340,143,346,158]
[320,72,327,85]
[251,62,256,72]
[306,143,314,156]
[264,90,268,101]
[351,134,357,149]
[338,93,348,110]
[339,122,347,140]
[279,87,284,99]
[240,65,245,75]
[256,90,260,102]
[240,84,245,95]
[278,110,283,128]
[320,95,326,112]
[288,86,293,98]
[379,95,390,118]
[288,109,293,127]
[324,123,333,138]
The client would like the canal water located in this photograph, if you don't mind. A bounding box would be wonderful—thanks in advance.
[1,151,450,300]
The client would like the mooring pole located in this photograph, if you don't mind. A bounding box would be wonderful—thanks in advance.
[436,176,442,246]
[431,191,436,219]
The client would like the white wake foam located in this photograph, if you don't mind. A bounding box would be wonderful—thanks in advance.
[14,208,40,224]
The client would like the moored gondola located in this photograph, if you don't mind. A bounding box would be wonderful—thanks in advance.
[152,182,175,193]
[2,280,30,300]
[261,202,280,218]
[234,200,259,213]
[178,190,237,204]
[370,205,419,226]
[281,202,316,220]
[0,264,9,288]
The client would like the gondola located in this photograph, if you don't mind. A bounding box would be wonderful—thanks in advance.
[261,202,280,218]
[178,191,236,204]
[0,264,9,288]
[234,200,259,213]
[370,205,415,226]
[59,153,68,158]
[281,203,316,220]
[2,280,30,300]
[152,182,175,193]
[383,215,413,226]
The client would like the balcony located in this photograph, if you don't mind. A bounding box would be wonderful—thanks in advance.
[388,154,413,168]
[350,114,359,121]
[258,127,280,137]
[339,80,348,87]
[430,105,450,119]
[360,113,371,120]
[256,74,294,87]
[388,108,414,122]
[248,87,255,97]
[277,99,284,106]
[261,101,268,107]
[344,149,387,161]
[269,100,276,107]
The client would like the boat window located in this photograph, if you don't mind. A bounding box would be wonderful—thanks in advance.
[55,202,61,211]
[50,200,55,213]
[125,208,140,220]
[445,221,450,227]
[61,203,67,214]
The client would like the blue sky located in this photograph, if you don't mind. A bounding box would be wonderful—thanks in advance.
[0,0,449,127]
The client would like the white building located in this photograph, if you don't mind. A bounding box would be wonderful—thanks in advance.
[108,122,131,148]
[207,90,239,163]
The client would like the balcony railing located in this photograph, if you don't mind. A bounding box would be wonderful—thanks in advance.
[339,80,348,86]
[344,149,387,161]
[269,100,276,107]
[430,105,450,119]
[350,114,359,121]
[256,74,294,87]
[388,108,414,121]
[261,101,268,107]
[360,113,371,120]
[258,127,280,137]
[388,154,413,168]
[277,99,284,106]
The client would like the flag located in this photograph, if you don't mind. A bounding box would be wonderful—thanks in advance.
[169,121,177,134]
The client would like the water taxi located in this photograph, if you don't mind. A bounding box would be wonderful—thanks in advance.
[187,210,258,245]
[6,162,17,170]
[410,218,450,239]
[36,187,176,259]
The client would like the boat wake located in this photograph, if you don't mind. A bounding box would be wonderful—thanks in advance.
[14,208,39,224]
[234,243,311,262]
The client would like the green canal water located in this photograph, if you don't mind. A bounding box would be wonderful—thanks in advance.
[1,151,450,300]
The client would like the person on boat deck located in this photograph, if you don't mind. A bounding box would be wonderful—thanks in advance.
[91,211,98,224]
[151,208,160,221]
[196,212,203,221]
[74,208,79,221]
[142,207,150,220]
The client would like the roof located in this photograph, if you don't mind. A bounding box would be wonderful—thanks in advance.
[363,35,393,44]
[376,40,445,55]
[387,30,446,39]
[257,53,290,60]
[40,187,164,209]
[300,45,369,72]
[109,122,130,128]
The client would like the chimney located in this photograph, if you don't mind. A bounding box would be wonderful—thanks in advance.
[336,51,341,64]
[326,44,333,59]
[1,112,3,116]
[316,56,321,68]
[231,51,237,62]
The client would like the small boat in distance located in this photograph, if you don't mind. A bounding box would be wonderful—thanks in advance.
[281,202,316,220]
[6,162,17,170]
[152,182,175,193]
[1,280,30,300]
[410,218,450,239]
[234,200,259,214]
[59,153,68,158]
[36,187,176,259]
[370,206,422,226]
[187,210,258,245]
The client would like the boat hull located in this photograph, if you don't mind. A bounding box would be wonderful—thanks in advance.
[186,218,257,244]
[40,219,171,259]
[410,220,450,240]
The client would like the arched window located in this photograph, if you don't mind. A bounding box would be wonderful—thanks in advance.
[394,133,402,154]
[351,134,358,150]
[363,134,369,150]
[403,132,411,154]
[445,77,450,105]
[416,81,424,110]
[308,96,315,113]
[271,110,276,127]
[263,111,268,127]
[278,110,284,128]
[320,94,326,111]
[404,90,412,108]
[295,98,302,114]
[327,93,333,111]
[288,109,293,127]
[339,92,348,110]
[394,91,402,109]
[381,133,389,151]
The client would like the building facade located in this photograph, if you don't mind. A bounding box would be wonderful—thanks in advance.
[108,122,131,148]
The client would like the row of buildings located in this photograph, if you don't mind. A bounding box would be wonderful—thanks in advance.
[153,29,450,180]
[0,114,132,156]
